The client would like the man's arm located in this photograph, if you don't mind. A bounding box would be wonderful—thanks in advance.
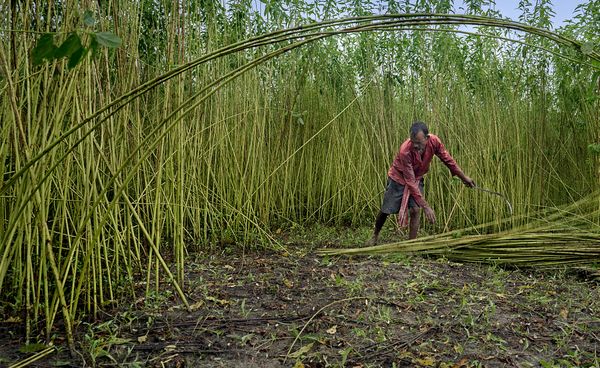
[400,154,436,223]
[400,154,428,207]
[434,139,476,187]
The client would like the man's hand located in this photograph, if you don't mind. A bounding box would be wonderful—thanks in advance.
[462,175,476,188]
[423,206,436,224]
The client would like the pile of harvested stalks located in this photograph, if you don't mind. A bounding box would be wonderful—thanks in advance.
[319,193,600,268]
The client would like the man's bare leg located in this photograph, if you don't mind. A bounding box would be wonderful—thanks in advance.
[409,207,420,239]
[365,212,389,246]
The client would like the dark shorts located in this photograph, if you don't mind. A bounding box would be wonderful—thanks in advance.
[381,177,424,214]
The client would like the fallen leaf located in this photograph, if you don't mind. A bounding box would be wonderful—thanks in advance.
[453,344,464,354]
[326,325,337,334]
[18,343,47,353]
[559,308,569,319]
[398,351,414,359]
[288,342,314,359]
[190,301,205,311]
[206,296,230,306]
[137,335,147,343]
[452,357,469,368]
[415,356,436,366]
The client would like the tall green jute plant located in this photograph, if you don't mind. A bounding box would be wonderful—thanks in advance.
[1,7,599,349]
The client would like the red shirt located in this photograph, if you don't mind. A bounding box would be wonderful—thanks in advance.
[387,134,462,208]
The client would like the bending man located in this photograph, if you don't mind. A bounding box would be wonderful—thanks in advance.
[366,121,475,246]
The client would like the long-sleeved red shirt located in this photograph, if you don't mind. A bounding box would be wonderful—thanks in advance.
[387,134,462,208]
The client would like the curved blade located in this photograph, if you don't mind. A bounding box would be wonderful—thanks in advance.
[473,186,513,216]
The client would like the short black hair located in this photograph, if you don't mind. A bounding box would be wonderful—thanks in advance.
[410,121,429,139]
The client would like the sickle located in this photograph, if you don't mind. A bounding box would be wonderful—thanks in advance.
[472,186,513,216]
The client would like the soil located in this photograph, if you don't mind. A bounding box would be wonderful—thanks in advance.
[2,238,600,367]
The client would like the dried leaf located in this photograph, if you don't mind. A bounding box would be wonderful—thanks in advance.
[415,356,436,366]
[559,308,569,319]
[452,357,469,368]
[206,296,230,305]
[293,361,305,368]
[190,301,205,311]
[288,342,314,359]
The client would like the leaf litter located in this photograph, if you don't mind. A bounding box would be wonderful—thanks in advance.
[2,241,599,367]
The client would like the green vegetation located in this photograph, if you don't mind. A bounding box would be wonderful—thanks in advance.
[0,0,599,360]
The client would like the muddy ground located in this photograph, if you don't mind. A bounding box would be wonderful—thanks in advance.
[2,231,600,367]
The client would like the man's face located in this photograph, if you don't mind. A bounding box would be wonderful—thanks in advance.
[410,131,428,152]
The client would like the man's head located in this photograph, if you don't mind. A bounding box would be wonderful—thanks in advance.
[410,121,429,152]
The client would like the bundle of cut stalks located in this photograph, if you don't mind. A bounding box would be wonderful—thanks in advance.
[319,194,600,268]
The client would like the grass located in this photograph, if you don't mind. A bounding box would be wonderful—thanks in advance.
[3,225,600,366]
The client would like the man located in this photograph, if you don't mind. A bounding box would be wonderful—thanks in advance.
[365,121,475,246]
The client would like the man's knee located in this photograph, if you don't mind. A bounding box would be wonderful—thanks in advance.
[409,207,420,217]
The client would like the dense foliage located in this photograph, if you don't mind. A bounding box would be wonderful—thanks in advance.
[0,0,598,346]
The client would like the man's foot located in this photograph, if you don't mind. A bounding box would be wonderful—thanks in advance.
[364,235,379,247]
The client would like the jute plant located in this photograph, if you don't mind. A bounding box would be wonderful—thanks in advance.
[1,3,598,351]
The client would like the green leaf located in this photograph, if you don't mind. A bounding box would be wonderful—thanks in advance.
[94,32,122,48]
[591,59,600,71]
[83,10,96,27]
[588,143,600,156]
[18,343,47,353]
[55,33,82,58]
[68,46,86,69]
[89,35,100,57]
[50,361,72,367]
[581,42,594,55]
[31,34,57,66]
